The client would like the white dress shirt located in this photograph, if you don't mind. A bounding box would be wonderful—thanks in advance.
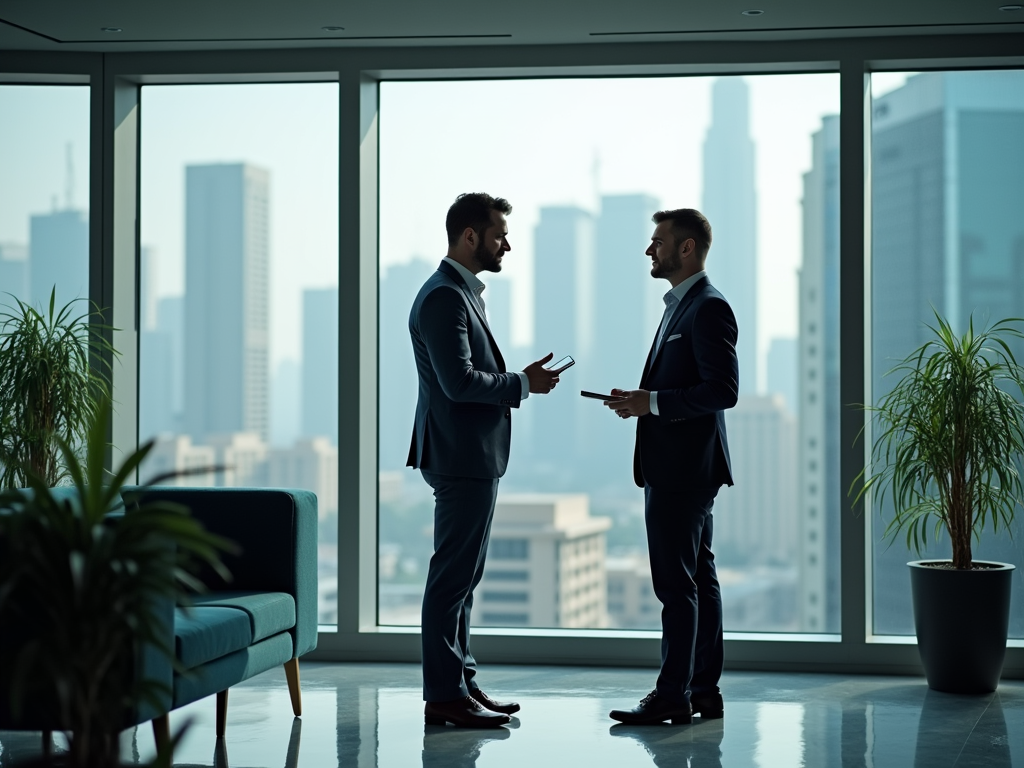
[442,257,529,400]
[649,270,707,416]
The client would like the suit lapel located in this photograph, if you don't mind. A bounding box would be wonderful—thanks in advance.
[644,276,708,379]
[436,260,506,370]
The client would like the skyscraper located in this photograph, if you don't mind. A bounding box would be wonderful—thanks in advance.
[531,206,594,475]
[379,258,435,471]
[766,337,798,415]
[302,286,339,444]
[591,193,660,490]
[799,113,841,633]
[715,395,797,567]
[702,77,758,394]
[0,242,28,303]
[183,163,270,443]
[29,208,88,312]
[870,71,1024,635]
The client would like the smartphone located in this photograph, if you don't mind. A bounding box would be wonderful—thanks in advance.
[580,390,624,401]
[545,355,575,374]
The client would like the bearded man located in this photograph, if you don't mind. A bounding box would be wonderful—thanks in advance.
[408,192,560,728]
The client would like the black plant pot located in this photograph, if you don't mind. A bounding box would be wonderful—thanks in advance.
[909,559,1015,693]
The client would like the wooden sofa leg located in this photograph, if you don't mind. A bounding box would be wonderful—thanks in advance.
[284,658,302,717]
[152,715,171,753]
[216,689,228,737]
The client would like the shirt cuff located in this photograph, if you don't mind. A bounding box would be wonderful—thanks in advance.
[649,391,659,416]
[518,372,530,400]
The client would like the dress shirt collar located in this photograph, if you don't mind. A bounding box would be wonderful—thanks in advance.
[443,257,486,298]
[664,269,707,306]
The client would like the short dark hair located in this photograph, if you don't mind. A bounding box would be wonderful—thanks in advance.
[446,193,512,246]
[652,208,712,259]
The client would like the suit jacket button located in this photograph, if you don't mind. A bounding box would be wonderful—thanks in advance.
[505,410,510,419]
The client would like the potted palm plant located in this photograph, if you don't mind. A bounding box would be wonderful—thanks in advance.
[855,313,1024,693]
[0,289,115,489]
[0,397,235,767]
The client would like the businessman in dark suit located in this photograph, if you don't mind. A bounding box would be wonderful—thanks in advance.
[605,208,738,725]
[408,193,560,728]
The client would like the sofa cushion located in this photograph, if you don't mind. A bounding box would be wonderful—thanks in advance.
[175,607,253,670]
[192,591,296,643]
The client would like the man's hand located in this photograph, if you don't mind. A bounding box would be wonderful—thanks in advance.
[604,388,651,419]
[524,352,560,394]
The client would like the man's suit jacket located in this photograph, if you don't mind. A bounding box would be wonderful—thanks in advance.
[634,276,739,489]
[407,260,522,479]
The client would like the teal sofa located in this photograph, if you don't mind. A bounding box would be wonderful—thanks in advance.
[0,486,318,750]
[127,487,319,745]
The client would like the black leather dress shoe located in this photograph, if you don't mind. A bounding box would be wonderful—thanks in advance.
[470,688,521,715]
[690,691,724,719]
[424,697,512,728]
[609,690,693,725]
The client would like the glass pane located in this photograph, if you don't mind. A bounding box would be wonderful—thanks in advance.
[138,83,340,625]
[870,70,1024,637]
[0,85,89,314]
[379,74,840,633]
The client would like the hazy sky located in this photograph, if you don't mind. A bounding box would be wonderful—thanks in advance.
[2,73,913,379]
[381,74,841,385]
[0,85,90,244]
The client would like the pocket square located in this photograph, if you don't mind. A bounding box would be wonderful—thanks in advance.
[666,333,682,342]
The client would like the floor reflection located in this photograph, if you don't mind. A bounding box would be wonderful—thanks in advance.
[0,664,1022,767]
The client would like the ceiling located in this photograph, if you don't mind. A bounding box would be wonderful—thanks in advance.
[1,0,1022,52]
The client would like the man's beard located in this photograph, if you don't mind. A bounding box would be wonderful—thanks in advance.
[651,251,682,279]
[473,239,503,273]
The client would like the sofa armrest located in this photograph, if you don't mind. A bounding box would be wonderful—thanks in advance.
[125,487,319,658]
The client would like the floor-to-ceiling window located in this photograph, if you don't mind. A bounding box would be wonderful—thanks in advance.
[377,74,841,634]
[0,85,90,316]
[137,82,340,625]
[869,69,1024,639]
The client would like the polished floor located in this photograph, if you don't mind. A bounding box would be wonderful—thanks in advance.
[1,662,1023,767]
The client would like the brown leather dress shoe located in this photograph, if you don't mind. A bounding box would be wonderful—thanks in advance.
[470,688,521,715]
[424,696,512,728]
[690,691,724,719]
[609,690,693,725]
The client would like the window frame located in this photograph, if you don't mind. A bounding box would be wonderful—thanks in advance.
[4,32,1023,677]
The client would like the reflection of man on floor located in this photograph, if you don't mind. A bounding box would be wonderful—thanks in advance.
[408,193,560,728]
[610,719,725,768]
[605,208,738,726]
[422,724,511,768]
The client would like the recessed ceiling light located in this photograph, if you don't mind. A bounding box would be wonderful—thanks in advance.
[321,26,345,31]
[741,9,765,16]
[998,4,1022,9]
[100,26,122,32]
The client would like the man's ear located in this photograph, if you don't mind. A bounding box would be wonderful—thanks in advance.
[463,226,478,248]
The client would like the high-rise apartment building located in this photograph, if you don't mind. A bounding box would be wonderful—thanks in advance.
[702,77,758,394]
[799,114,841,633]
[302,287,339,444]
[477,494,611,628]
[0,242,28,302]
[29,208,88,312]
[870,71,1024,634]
[183,163,270,443]
[145,436,217,487]
[268,437,338,520]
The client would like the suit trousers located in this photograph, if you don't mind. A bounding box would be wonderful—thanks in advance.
[645,483,724,704]
[420,470,500,702]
